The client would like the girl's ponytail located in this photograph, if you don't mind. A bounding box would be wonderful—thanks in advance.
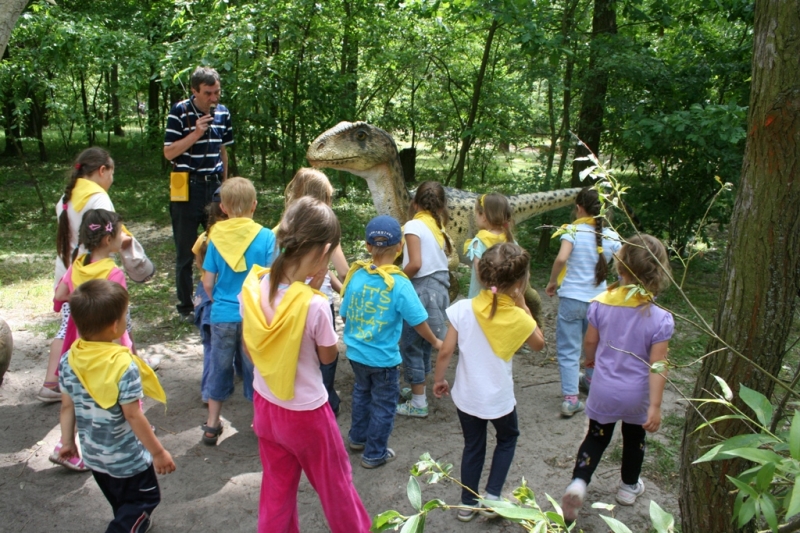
[576,188,608,286]
[477,242,530,319]
[412,181,452,255]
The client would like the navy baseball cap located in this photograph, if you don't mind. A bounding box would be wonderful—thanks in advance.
[366,215,402,247]
[212,186,222,203]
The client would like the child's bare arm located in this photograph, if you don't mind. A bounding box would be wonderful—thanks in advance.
[403,234,422,278]
[432,327,458,398]
[413,321,443,351]
[54,280,70,302]
[58,393,79,461]
[545,240,573,297]
[644,341,669,433]
[526,326,545,352]
[329,272,343,293]
[202,271,216,302]
[121,401,176,475]
[331,245,349,282]
[583,324,599,368]
[317,344,338,365]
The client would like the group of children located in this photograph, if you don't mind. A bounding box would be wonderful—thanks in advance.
[49,147,674,532]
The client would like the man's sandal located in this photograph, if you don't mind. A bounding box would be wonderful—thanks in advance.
[201,423,223,446]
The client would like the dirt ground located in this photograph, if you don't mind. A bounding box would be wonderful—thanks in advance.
[0,288,681,532]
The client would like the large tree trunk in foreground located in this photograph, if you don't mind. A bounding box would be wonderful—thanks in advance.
[679,1,800,531]
[0,0,27,60]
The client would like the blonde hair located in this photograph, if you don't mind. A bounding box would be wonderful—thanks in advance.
[476,192,514,243]
[220,177,256,217]
[616,234,671,296]
[284,168,334,207]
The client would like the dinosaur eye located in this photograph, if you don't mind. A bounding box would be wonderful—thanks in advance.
[355,130,367,141]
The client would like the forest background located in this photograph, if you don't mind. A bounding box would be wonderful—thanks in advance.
[3,0,798,532]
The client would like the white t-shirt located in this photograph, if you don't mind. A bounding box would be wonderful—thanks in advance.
[447,299,516,419]
[54,193,115,287]
[251,278,338,411]
[402,219,448,278]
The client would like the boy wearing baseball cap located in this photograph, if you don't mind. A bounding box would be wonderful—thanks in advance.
[339,215,443,468]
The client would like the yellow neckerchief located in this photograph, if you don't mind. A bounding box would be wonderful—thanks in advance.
[68,338,166,409]
[591,284,653,308]
[208,218,262,272]
[340,260,407,296]
[413,211,446,250]
[471,290,537,361]
[70,253,117,288]
[463,230,507,255]
[191,231,207,257]
[70,178,107,212]
[241,266,326,400]
[556,217,598,286]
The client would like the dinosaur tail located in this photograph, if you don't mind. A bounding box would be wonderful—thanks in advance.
[508,187,582,225]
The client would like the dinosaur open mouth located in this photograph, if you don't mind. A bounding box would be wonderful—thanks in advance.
[307,157,356,166]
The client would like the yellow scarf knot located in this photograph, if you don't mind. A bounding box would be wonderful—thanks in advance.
[71,254,117,287]
[68,339,166,409]
[70,178,107,212]
[340,260,407,296]
[208,218,263,272]
[591,285,653,308]
[413,211,448,251]
[471,290,537,361]
[464,230,507,255]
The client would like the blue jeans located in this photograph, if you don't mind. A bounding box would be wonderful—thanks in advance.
[400,272,449,385]
[457,407,519,505]
[207,322,254,402]
[555,297,590,396]
[348,360,399,466]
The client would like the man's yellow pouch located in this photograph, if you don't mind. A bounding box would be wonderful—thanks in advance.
[170,172,190,202]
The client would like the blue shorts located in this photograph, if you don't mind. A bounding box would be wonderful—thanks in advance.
[206,322,254,402]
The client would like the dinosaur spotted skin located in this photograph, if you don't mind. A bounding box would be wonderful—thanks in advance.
[307,121,581,265]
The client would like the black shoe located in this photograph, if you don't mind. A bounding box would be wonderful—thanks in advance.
[179,311,195,323]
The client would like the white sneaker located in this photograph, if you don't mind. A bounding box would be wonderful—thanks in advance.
[616,478,645,505]
[561,479,586,522]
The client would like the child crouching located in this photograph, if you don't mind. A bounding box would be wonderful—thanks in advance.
[340,215,443,468]
[58,279,174,531]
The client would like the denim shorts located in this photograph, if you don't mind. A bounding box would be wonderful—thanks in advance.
[206,322,254,402]
[400,271,449,385]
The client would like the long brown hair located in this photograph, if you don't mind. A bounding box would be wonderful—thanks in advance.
[476,192,514,243]
[576,187,607,286]
[270,197,341,304]
[56,147,113,267]
[410,181,452,255]
[477,242,530,319]
[77,209,121,263]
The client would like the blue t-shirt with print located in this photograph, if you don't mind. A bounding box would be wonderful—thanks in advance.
[58,353,151,478]
[340,269,428,368]
[203,227,276,323]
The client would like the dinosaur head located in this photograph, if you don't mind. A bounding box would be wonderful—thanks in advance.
[307,121,399,176]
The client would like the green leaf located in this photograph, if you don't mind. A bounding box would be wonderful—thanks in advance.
[692,414,749,433]
[694,444,725,463]
[720,447,783,465]
[740,384,773,427]
[512,481,535,506]
[649,501,675,533]
[492,506,547,521]
[756,462,776,492]
[786,478,800,519]
[371,510,404,532]
[790,410,800,461]
[591,502,616,511]
[600,515,634,533]
[727,475,759,499]
[407,477,422,511]
[421,499,445,512]
[761,494,779,533]
[738,496,757,527]
[399,514,423,533]
[712,374,734,401]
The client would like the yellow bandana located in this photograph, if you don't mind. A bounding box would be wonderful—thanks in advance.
[208,218,263,272]
[340,260,407,296]
[464,230,507,255]
[70,254,117,288]
[413,211,447,250]
[471,290,537,361]
[68,339,166,409]
[70,178,107,212]
[591,285,652,308]
[555,217,598,286]
[241,266,325,400]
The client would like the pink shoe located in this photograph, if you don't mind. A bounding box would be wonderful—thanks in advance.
[49,441,89,472]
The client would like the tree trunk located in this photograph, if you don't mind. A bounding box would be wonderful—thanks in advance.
[147,69,161,148]
[570,0,616,186]
[453,18,499,190]
[110,64,124,137]
[679,1,800,531]
[337,0,359,195]
[0,0,27,60]
[1,46,23,157]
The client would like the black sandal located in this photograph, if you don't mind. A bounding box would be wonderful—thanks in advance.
[201,423,223,446]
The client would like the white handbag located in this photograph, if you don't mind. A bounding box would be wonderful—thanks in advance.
[120,236,155,283]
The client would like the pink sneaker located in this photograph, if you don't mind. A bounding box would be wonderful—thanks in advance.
[49,441,89,472]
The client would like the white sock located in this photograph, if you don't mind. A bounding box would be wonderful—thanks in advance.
[411,392,427,408]
[565,478,587,496]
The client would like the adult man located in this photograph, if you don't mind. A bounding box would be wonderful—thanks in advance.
[164,67,233,320]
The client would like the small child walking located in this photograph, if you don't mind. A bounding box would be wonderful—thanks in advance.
[201,177,276,445]
[241,197,371,533]
[434,243,544,521]
[560,234,673,522]
[398,181,452,418]
[58,279,175,532]
[340,215,443,468]
[464,192,514,298]
[545,187,621,417]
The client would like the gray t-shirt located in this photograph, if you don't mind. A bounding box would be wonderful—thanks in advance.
[59,353,151,478]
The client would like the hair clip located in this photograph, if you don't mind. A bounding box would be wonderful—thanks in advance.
[88,223,101,231]
[280,247,286,254]
[490,286,497,294]
[105,222,113,233]
[74,163,82,170]
[479,194,486,208]
[596,246,604,254]
[62,203,68,211]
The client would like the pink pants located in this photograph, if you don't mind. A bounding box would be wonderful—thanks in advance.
[253,393,371,533]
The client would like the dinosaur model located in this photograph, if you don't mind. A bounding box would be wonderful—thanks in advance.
[306,121,581,264]
[0,317,12,386]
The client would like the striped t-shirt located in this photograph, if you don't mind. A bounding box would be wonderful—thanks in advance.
[164,96,233,175]
[558,223,621,302]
